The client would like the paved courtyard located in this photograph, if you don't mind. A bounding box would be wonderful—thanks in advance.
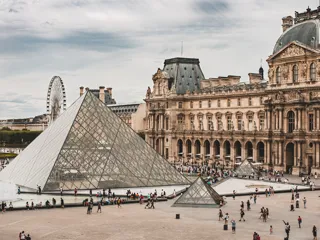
[0,191,319,240]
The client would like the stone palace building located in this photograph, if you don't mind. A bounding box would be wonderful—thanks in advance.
[144,6,320,175]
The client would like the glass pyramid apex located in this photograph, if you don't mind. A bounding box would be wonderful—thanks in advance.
[172,177,222,208]
[0,91,189,191]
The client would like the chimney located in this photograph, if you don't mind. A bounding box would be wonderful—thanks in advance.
[107,87,112,97]
[99,86,105,103]
[282,16,293,32]
[80,86,84,96]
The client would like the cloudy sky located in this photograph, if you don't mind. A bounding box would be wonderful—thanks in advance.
[0,0,315,119]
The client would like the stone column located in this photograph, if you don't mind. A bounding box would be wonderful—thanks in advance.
[279,109,283,130]
[279,141,283,165]
[253,143,257,162]
[241,142,246,160]
[317,109,320,131]
[299,109,303,130]
[295,109,299,130]
[316,143,320,167]
[275,110,278,130]
[230,142,234,166]
[266,111,269,130]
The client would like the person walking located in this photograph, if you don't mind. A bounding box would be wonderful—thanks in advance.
[240,201,244,210]
[270,225,273,234]
[254,194,257,204]
[298,216,302,228]
[60,187,63,196]
[313,225,317,240]
[233,190,236,200]
[74,188,77,196]
[117,198,121,208]
[218,209,223,221]
[97,202,102,213]
[303,197,307,208]
[247,200,251,211]
[145,198,151,209]
[266,208,269,219]
[283,221,290,239]
[231,219,236,233]
[150,198,155,209]
[239,209,245,222]
[60,198,64,209]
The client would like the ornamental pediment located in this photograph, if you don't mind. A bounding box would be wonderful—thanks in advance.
[268,41,319,61]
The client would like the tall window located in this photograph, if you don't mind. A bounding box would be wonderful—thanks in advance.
[260,97,263,105]
[248,97,252,106]
[190,101,193,108]
[227,116,232,130]
[293,65,298,82]
[309,114,314,131]
[217,116,222,130]
[259,115,265,130]
[158,83,161,95]
[208,100,211,108]
[207,117,212,130]
[288,111,295,133]
[178,115,183,125]
[199,101,202,108]
[165,117,169,130]
[217,100,221,107]
[237,98,241,106]
[237,116,242,130]
[190,116,194,130]
[227,99,231,107]
[178,102,182,108]
[310,63,316,81]
[276,67,281,84]
[248,115,253,130]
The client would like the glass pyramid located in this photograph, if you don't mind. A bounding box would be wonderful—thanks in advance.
[0,91,189,191]
[172,177,222,208]
[234,159,259,177]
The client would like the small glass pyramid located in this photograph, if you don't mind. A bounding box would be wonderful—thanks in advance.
[234,159,259,177]
[0,91,189,191]
[172,177,223,208]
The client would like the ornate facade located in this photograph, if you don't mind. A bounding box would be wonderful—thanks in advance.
[144,7,320,175]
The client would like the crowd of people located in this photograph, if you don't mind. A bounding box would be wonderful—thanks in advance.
[218,184,318,240]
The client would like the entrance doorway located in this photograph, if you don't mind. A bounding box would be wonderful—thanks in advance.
[286,143,294,173]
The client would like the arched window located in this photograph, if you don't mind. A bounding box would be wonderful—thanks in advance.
[293,65,298,82]
[310,63,316,81]
[276,67,281,84]
[288,111,295,133]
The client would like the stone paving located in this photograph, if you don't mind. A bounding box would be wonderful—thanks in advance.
[0,190,319,240]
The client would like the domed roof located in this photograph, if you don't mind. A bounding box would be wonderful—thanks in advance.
[273,19,320,54]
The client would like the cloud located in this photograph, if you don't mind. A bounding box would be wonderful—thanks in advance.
[0,0,316,119]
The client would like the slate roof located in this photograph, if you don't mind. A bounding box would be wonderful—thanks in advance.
[273,19,320,54]
[163,58,205,95]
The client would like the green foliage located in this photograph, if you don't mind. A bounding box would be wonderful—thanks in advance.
[1,127,11,131]
[0,130,42,145]
[0,152,17,159]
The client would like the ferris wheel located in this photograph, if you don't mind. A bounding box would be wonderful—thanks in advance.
[46,76,66,124]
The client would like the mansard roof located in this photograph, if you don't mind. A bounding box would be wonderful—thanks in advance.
[163,57,205,95]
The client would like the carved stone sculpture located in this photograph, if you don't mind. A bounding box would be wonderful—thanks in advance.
[268,67,274,80]
[280,45,305,58]
[146,86,151,98]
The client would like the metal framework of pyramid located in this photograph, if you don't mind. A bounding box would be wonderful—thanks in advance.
[0,91,189,191]
[172,177,223,208]
[235,159,259,177]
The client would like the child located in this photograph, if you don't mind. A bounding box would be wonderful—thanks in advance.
[270,225,273,234]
